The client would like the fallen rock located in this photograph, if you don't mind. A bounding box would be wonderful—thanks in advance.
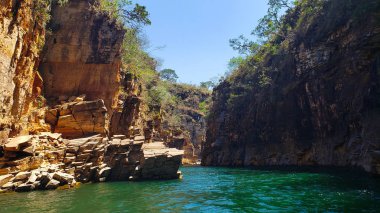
[27,172,38,184]
[4,135,33,151]
[97,167,111,180]
[13,172,31,182]
[39,172,52,187]
[53,172,74,185]
[15,183,35,192]
[1,182,14,191]
[45,179,60,190]
[0,174,13,187]
[140,142,184,180]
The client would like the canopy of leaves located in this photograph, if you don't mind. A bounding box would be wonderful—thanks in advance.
[97,0,151,28]
[159,69,179,83]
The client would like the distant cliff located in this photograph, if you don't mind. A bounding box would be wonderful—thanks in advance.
[202,0,380,175]
[164,83,211,164]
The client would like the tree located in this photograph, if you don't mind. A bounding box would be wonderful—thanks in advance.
[253,0,291,40]
[200,81,215,89]
[229,35,261,56]
[97,0,151,28]
[229,0,292,55]
[228,56,245,72]
[159,69,178,83]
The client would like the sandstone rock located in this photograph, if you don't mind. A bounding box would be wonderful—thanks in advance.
[45,179,60,190]
[45,109,59,126]
[97,167,111,179]
[55,115,84,138]
[53,172,74,185]
[140,142,184,180]
[51,101,108,138]
[4,136,33,151]
[1,182,14,190]
[134,136,145,142]
[39,132,62,140]
[0,174,13,187]
[41,0,125,111]
[39,172,53,187]
[27,172,38,184]
[0,0,49,140]
[13,172,31,182]
[15,183,35,192]
[112,135,127,140]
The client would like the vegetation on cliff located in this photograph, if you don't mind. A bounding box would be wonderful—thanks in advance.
[202,0,380,173]
[220,0,380,111]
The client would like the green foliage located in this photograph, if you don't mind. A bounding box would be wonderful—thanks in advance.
[228,56,245,72]
[97,0,151,28]
[199,100,210,116]
[159,69,179,83]
[229,35,261,56]
[200,81,215,90]
[146,81,175,108]
[253,0,292,40]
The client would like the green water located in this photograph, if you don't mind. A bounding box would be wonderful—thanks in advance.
[0,167,379,212]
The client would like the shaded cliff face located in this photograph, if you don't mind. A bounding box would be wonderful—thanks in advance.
[0,0,49,143]
[203,0,380,174]
[165,84,211,164]
[40,0,125,111]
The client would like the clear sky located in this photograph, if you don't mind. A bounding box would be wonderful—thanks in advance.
[140,0,269,85]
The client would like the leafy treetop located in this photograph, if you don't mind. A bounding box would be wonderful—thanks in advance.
[159,69,179,83]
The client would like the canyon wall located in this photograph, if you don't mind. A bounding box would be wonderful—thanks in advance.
[165,84,210,164]
[202,0,380,174]
[40,0,124,111]
[0,0,49,143]
[0,0,184,192]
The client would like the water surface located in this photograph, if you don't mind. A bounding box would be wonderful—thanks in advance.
[0,166,379,212]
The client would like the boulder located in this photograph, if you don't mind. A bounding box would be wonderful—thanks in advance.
[140,142,184,180]
[15,183,35,192]
[0,174,13,187]
[39,172,53,187]
[97,167,111,179]
[112,135,127,140]
[53,172,74,185]
[54,115,84,138]
[27,172,38,184]
[1,182,14,190]
[4,135,33,151]
[45,179,60,190]
[13,172,31,182]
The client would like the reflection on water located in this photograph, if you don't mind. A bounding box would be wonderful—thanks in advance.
[0,167,379,212]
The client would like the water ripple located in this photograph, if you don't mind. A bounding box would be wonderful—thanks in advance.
[0,167,380,212]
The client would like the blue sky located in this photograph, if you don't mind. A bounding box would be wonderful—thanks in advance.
[140,0,269,84]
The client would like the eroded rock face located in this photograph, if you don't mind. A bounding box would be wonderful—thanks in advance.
[45,100,108,138]
[160,84,211,165]
[0,0,50,142]
[202,0,380,174]
[0,133,184,192]
[40,0,125,110]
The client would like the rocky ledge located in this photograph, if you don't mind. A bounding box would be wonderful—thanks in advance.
[0,133,183,193]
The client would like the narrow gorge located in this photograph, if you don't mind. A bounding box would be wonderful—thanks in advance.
[0,0,206,193]
[0,0,379,212]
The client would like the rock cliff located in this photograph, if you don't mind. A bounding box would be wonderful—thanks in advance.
[0,0,183,193]
[202,0,380,175]
[40,0,124,111]
[164,84,210,164]
[0,0,50,142]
